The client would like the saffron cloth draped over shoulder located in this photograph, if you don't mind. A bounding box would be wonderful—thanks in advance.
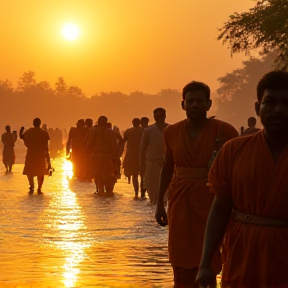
[209,130,288,288]
[165,118,238,270]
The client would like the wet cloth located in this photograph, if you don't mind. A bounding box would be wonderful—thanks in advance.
[165,119,238,270]
[87,129,118,181]
[123,126,143,176]
[1,132,16,164]
[67,126,88,178]
[22,127,50,176]
[140,123,168,203]
[209,131,288,288]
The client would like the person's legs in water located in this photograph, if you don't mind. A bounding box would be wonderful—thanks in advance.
[8,161,13,173]
[94,180,99,194]
[37,176,44,193]
[132,174,139,199]
[97,179,105,196]
[140,174,147,199]
[4,162,9,173]
[127,175,131,184]
[105,177,115,197]
[27,176,34,193]
[173,266,204,288]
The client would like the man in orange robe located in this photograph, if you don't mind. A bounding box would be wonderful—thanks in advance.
[155,81,238,287]
[66,119,87,179]
[122,118,143,199]
[197,70,288,288]
[21,118,50,193]
[87,116,118,197]
[1,125,17,173]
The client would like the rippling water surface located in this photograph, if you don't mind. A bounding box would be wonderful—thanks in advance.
[0,157,173,288]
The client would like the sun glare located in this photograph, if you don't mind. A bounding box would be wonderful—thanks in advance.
[62,23,80,41]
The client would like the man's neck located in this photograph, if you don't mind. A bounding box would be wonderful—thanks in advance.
[264,129,288,152]
[187,117,208,129]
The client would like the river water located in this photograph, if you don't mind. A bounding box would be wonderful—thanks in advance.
[0,156,174,288]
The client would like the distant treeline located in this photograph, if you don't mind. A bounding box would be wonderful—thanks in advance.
[0,53,274,132]
[0,71,190,130]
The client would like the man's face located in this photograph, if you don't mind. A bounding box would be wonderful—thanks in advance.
[256,89,288,136]
[153,112,165,123]
[182,90,211,120]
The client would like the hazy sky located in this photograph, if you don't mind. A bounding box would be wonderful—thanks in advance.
[0,0,253,96]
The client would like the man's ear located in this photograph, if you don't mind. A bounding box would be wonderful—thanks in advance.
[181,100,186,111]
[206,99,212,111]
[255,101,260,116]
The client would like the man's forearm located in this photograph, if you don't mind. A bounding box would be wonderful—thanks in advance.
[157,164,174,204]
[199,195,232,267]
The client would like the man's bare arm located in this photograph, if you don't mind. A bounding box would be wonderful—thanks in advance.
[155,146,174,226]
[196,195,232,287]
[139,130,149,173]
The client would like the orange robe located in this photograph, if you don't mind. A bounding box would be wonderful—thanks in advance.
[22,127,50,176]
[165,119,238,270]
[123,127,143,176]
[1,132,16,165]
[209,130,288,288]
[87,129,118,182]
[67,126,87,178]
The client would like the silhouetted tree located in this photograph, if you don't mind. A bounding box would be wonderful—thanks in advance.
[218,0,288,69]
[68,85,85,98]
[0,79,14,95]
[17,71,36,91]
[55,76,68,97]
[216,53,275,129]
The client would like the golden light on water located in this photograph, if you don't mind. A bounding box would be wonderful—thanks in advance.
[63,160,73,180]
[43,159,91,287]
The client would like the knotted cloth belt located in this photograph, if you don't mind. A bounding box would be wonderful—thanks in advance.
[232,209,288,228]
[175,167,209,179]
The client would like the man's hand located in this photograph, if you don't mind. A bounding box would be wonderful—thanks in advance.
[196,266,217,288]
[155,203,168,226]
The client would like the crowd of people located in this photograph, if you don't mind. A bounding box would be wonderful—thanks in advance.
[1,70,288,288]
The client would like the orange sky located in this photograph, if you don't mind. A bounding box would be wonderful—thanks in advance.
[0,0,254,96]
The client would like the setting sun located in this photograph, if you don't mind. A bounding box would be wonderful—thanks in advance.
[62,23,80,41]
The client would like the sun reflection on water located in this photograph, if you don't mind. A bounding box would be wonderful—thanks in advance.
[63,159,73,180]
[48,159,91,287]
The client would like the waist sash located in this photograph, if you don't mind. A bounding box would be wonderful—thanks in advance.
[175,166,209,179]
[232,209,288,228]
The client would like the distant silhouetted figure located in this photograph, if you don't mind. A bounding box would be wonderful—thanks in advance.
[21,118,50,193]
[140,108,169,203]
[113,125,124,180]
[122,118,143,199]
[66,119,87,179]
[82,118,94,181]
[241,117,260,136]
[1,125,17,173]
[42,124,48,131]
[140,117,149,129]
[87,116,118,197]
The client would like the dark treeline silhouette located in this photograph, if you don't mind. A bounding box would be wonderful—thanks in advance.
[0,71,189,130]
[0,55,276,131]
[215,53,275,129]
